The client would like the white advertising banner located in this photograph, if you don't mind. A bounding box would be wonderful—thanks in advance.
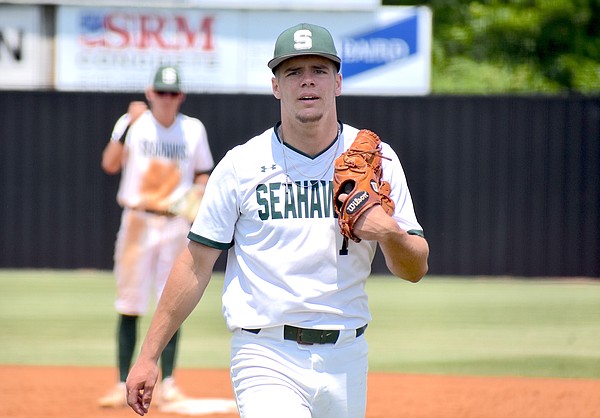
[15,0,379,11]
[0,5,53,90]
[244,8,431,95]
[175,0,380,10]
[56,6,431,95]
[56,8,243,92]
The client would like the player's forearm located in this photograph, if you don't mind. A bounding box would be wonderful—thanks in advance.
[137,289,199,365]
[379,230,429,283]
[194,172,210,186]
[137,312,184,365]
[101,141,124,174]
[138,244,215,363]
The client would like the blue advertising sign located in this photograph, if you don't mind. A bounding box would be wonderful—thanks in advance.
[341,14,418,79]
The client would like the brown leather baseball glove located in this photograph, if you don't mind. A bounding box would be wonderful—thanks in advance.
[333,129,395,255]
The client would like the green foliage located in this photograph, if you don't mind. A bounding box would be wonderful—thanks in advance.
[1,270,600,378]
[431,53,559,93]
[384,0,600,93]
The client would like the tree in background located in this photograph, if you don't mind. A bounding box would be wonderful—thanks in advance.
[386,0,600,94]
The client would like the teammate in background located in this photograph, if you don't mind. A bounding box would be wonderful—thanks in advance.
[125,24,429,417]
[98,65,215,408]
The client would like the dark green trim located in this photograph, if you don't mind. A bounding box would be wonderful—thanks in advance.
[118,125,130,143]
[187,231,233,250]
[407,229,425,238]
[274,120,343,159]
[194,169,213,175]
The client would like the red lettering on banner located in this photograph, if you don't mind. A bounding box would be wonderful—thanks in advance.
[202,16,214,50]
[139,15,167,49]
[81,13,215,51]
[175,16,214,50]
[104,14,130,48]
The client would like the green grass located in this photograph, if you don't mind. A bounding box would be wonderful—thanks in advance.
[1,270,599,379]
[366,276,600,378]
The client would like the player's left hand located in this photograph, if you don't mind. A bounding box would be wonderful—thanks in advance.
[337,193,399,242]
[333,130,395,256]
[169,183,205,223]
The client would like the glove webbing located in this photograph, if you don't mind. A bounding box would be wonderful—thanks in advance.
[346,147,383,158]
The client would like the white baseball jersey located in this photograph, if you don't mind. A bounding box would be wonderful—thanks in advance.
[115,110,214,211]
[189,123,423,331]
[110,110,215,315]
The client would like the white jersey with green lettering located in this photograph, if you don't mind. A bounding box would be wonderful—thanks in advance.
[116,111,214,211]
[189,122,423,331]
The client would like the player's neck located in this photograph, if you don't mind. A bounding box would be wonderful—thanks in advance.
[152,110,178,128]
[279,119,340,157]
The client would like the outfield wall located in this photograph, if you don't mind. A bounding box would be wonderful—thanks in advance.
[0,92,598,277]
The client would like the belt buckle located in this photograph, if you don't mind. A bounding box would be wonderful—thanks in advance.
[295,328,313,345]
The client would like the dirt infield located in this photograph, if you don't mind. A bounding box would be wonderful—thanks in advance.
[2,365,600,418]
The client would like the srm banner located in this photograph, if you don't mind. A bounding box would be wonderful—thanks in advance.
[55,6,431,95]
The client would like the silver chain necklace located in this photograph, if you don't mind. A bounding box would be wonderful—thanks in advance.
[279,124,342,186]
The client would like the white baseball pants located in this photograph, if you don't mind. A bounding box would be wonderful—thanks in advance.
[230,326,369,418]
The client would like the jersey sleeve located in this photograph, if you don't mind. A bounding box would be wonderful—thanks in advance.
[191,119,215,174]
[188,151,238,249]
[110,114,131,142]
[381,143,424,236]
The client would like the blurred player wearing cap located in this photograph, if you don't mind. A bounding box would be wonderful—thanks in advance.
[124,24,428,418]
[98,65,215,409]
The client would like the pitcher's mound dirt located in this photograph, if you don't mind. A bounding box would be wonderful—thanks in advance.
[1,365,599,418]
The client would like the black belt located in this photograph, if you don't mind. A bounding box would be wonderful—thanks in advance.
[242,324,367,345]
[130,208,176,217]
[144,209,175,217]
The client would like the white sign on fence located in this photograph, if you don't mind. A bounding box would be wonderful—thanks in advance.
[55,6,431,95]
[0,5,53,90]
[18,0,379,10]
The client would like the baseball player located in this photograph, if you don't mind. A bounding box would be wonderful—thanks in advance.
[98,65,215,408]
[125,24,429,418]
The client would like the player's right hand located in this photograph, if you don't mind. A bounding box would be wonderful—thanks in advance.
[127,101,148,125]
[125,360,159,416]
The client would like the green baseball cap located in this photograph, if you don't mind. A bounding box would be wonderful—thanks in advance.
[268,23,341,73]
[152,65,181,92]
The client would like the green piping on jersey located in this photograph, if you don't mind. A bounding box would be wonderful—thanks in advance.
[188,231,233,250]
[407,229,425,238]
